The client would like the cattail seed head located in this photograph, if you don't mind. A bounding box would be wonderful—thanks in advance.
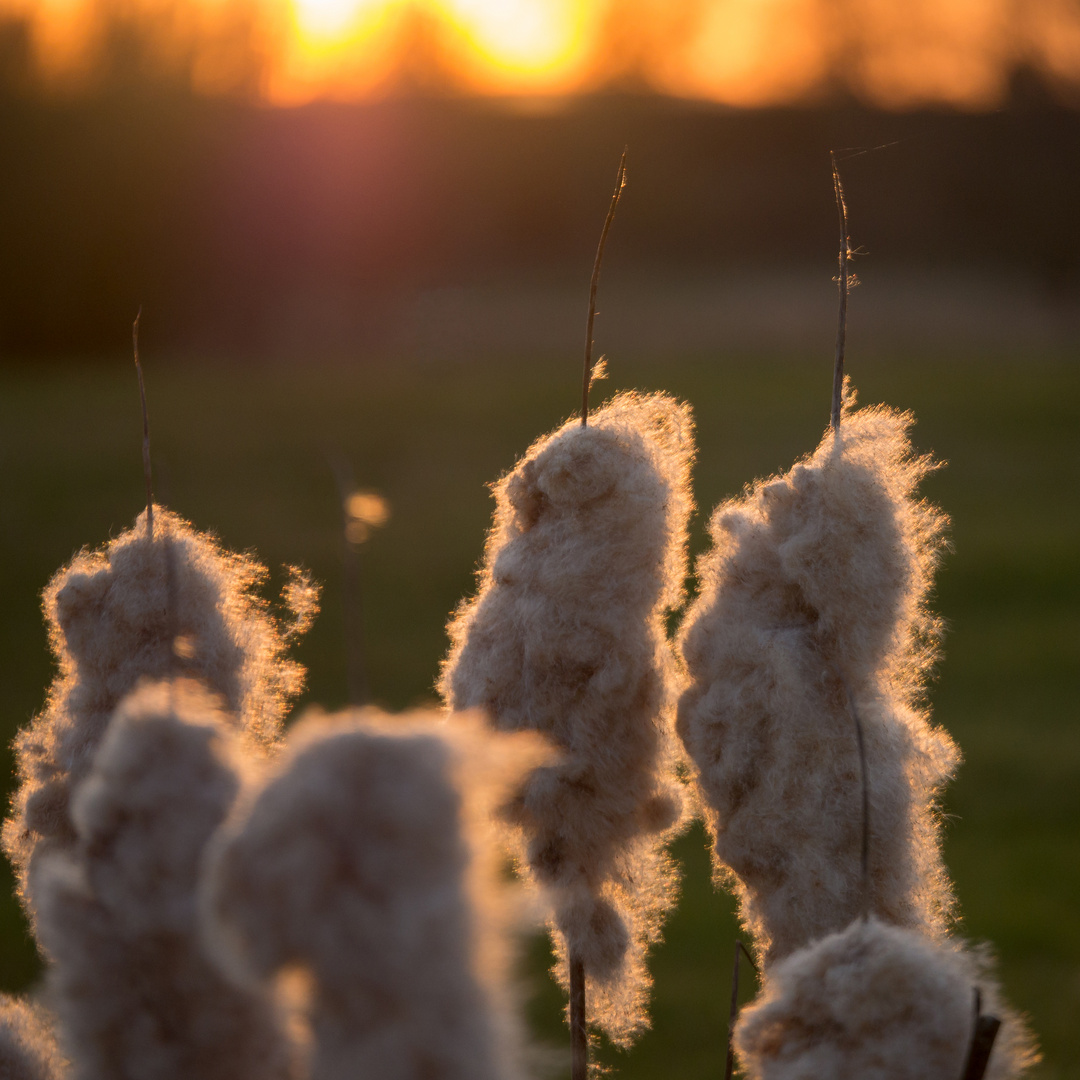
[0,994,66,1080]
[32,678,296,1080]
[735,919,1038,1080]
[3,507,317,925]
[203,708,551,1080]
[678,387,959,963]
[440,391,694,1045]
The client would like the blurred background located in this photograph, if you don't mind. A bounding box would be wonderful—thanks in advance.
[0,0,1078,1077]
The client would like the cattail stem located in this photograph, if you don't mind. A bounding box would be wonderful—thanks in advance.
[342,541,368,706]
[570,953,587,1080]
[723,945,741,1080]
[839,674,871,921]
[133,308,154,538]
[830,152,850,433]
[581,149,627,428]
[961,988,1002,1080]
[724,940,758,1080]
[328,453,370,706]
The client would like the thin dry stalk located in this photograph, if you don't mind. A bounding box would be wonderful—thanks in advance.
[570,955,588,1080]
[830,152,851,433]
[839,675,871,921]
[581,148,627,427]
[133,308,153,538]
[961,988,1002,1080]
[327,452,369,706]
[724,940,758,1080]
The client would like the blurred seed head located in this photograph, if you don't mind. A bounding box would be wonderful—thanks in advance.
[343,490,390,545]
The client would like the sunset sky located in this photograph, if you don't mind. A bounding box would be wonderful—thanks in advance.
[2,0,1079,106]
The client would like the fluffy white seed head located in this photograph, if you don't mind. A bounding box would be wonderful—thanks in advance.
[31,678,296,1080]
[203,708,551,1080]
[677,387,959,963]
[0,994,66,1080]
[735,918,1038,1080]
[2,507,318,923]
[439,391,695,1045]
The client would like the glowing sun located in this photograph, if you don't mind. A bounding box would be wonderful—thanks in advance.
[270,0,587,100]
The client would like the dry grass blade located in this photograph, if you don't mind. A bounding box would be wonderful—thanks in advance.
[830,152,851,433]
[581,148,627,427]
[133,308,154,537]
[724,940,759,1080]
[840,674,872,921]
[962,988,1003,1080]
[327,450,370,706]
[570,954,588,1080]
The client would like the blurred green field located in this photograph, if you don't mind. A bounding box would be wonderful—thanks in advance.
[1,352,1077,1077]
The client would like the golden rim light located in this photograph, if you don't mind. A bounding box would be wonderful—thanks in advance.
[2,0,1079,107]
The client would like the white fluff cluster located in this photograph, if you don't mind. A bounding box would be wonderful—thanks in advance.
[31,679,295,1080]
[734,918,1038,1080]
[0,994,65,1080]
[677,388,959,963]
[203,708,551,1080]
[439,391,695,1045]
[3,507,317,923]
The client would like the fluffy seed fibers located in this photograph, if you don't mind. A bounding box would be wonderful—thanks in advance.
[439,391,695,1045]
[734,918,1038,1080]
[31,678,296,1080]
[677,387,959,964]
[3,506,317,925]
[0,994,65,1080]
[202,708,551,1080]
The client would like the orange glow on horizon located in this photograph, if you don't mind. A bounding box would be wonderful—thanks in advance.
[263,0,590,103]
[293,0,378,40]
[661,0,826,106]
[0,0,1075,107]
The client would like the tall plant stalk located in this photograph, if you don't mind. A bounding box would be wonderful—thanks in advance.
[830,152,851,433]
[132,308,154,537]
[581,148,627,428]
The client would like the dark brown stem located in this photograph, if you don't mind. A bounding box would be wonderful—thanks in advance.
[961,988,1002,1080]
[328,452,370,706]
[839,674,871,921]
[723,945,741,1080]
[724,941,759,1080]
[581,148,627,427]
[341,539,368,706]
[133,308,154,537]
[830,152,850,433]
[570,953,587,1080]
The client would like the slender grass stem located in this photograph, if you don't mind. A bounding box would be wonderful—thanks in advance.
[133,308,153,537]
[961,988,1002,1080]
[724,940,759,1079]
[839,673,871,921]
[581,149,627,427]
[327,452,370,706]
[830,152,850,433]
[570,953,587,1080]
